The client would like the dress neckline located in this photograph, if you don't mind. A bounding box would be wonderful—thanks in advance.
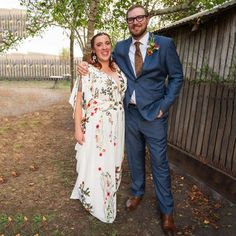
[91,66,123,87]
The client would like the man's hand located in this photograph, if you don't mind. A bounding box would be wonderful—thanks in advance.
[77,62,89,76]
[157,110,163,118]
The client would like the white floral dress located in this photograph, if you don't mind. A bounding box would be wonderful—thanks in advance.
[69,65,127,223]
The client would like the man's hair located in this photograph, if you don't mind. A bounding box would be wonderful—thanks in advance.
[126,4,148,18]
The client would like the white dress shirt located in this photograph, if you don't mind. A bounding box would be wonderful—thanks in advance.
[129,32,149,104]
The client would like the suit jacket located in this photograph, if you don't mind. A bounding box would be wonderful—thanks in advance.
[113,33,183,121]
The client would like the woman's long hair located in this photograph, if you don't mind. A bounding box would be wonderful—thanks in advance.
[89,32,116,71]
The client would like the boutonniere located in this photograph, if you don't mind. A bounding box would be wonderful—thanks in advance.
[147,35,160,56]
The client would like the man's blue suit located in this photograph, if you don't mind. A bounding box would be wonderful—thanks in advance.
[113,33,183,214]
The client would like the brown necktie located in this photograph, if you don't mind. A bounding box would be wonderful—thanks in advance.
[134,41,143,76]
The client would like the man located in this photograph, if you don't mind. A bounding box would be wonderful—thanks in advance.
[78,4,183,234]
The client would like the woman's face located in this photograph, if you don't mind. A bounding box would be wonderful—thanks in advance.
[93,35,112,63]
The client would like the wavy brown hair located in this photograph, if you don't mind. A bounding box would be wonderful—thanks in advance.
[88,32,116,72]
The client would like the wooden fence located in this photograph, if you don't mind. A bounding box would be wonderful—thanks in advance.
[168,81,236,177]
[0,57,79,80]
[155,2,236,187]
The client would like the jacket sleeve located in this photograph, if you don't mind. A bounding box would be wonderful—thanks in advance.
[160,38,183,113]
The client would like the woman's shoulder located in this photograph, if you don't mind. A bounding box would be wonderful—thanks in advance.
[87,64,101,76]
[112,62,121,73]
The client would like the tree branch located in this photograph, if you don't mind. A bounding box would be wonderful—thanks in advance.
[149,0,195,16]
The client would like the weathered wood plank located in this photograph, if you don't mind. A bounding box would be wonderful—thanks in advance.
[182,82,194,149]
[186,83,199,153]
[215,85,228,165]
[190,31,201,81]
[196,83,210,156]
[202,84,217,160]
[213,18,224,78]
[207,84,223,162]
[208,23,218,82]
[173,31,186,146]
[223,86,235,171]
[185,33,195,80]
[219,14,231,78]
[176,80,188,147]
[190,83,205,155]
[225,12,236,79]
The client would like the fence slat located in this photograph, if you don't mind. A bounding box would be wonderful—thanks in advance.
[207,85,223,163]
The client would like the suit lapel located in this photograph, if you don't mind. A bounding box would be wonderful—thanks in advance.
[141,33,156,72]
[123,37,136,79]
[138,33,159,78]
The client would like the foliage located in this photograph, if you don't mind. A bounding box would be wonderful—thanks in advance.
[0,213,53,235]
[1,0,231,54]
[97,0,141,43]
[194,61,236,84]
[158,0,229,26]
[59,47,70,61]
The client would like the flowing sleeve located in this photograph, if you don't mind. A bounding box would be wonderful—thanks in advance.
[69,70,93,118]
[69,75,82,111]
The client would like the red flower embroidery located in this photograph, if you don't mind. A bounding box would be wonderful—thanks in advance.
[96,124,99,128]
[98,167,101,171]
[93,101,97,104]
[107,192,110,196]
[91,112,94,116]
[99,153,102,157]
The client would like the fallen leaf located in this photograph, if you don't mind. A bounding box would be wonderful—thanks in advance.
[11,171,20,177]
[0,176,6,183]
[203,219,210,224]
[29,165,39,171]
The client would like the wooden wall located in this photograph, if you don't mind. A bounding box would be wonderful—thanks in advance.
[159,7,236,178]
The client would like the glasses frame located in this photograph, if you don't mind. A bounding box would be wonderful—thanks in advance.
[126,14,148,24]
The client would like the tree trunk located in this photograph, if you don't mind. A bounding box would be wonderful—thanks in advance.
[83,0,101,61]
[70,28,75,92]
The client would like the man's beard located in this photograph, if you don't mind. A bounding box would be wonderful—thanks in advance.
[130,25,147,39]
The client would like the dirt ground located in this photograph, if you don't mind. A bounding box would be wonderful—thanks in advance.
[0,81,235,236]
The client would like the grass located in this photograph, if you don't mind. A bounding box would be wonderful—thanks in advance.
[0,214,56,236]
[0,126,12,135]
[0,80,70,90]
[13,143,24,150]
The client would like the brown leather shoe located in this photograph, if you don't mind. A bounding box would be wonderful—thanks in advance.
[160,213,176,236]
[125,196,142,211]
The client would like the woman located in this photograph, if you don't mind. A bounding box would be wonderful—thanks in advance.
[69,32,127,223]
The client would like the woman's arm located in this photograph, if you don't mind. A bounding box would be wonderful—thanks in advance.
[74,90,85,145]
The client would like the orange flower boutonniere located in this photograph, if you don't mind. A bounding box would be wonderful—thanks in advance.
[147,35,160,56]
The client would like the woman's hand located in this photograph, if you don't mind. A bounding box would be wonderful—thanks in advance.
[75,127,85,145]
[77,62,89,76]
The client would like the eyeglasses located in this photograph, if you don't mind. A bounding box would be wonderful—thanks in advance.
[126,15,148,24]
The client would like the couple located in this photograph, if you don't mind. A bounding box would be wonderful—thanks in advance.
[69,4,183,234]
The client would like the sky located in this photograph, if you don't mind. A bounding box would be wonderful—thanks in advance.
[0,0,82,57]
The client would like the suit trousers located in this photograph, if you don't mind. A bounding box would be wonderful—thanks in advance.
[125,104,174,214]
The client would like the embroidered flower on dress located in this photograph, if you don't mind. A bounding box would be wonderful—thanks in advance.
[147,35,160,56]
